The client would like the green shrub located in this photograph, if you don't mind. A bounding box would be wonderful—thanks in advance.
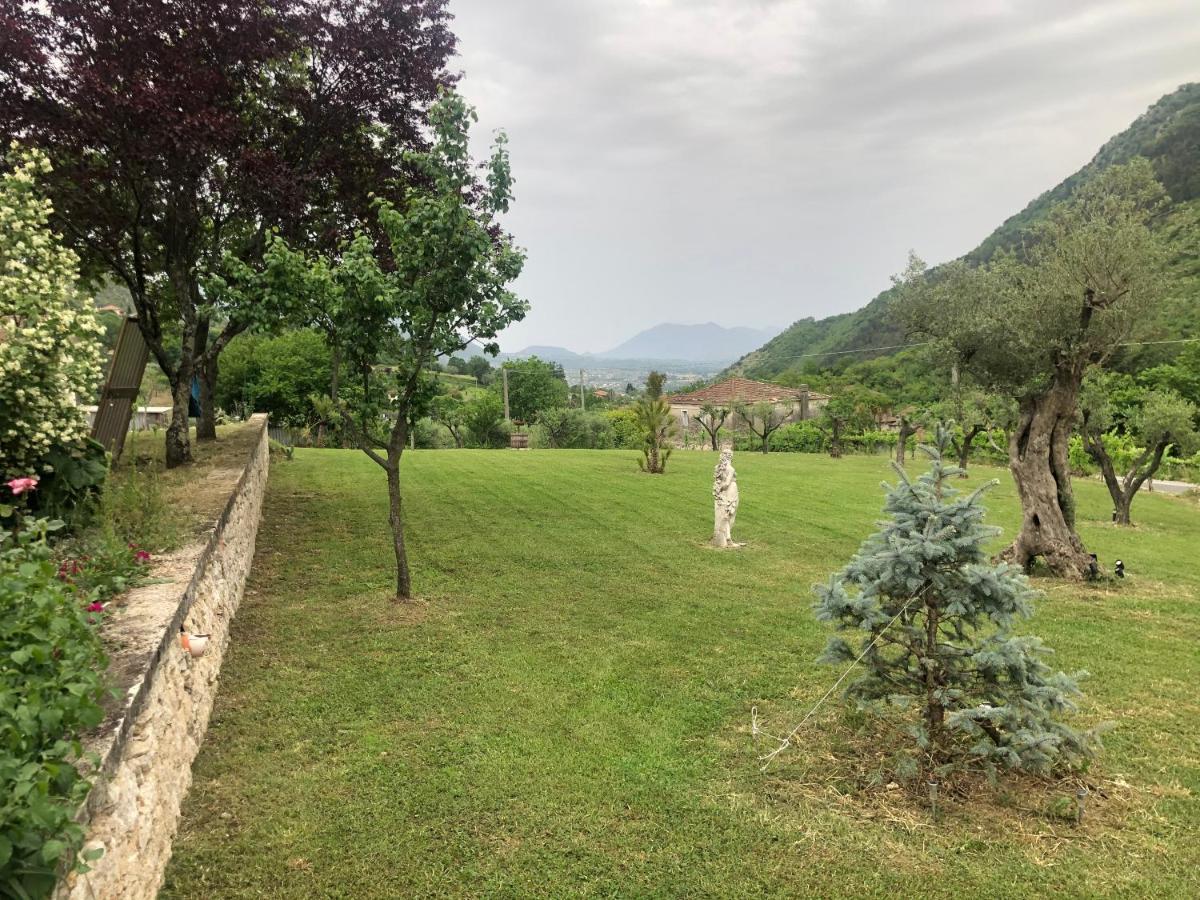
[844,430,898,455]
[1,519,108,897]
[465,394,509,448]
[605,408,642,450]
[768,421,826,453]
[534,409,614,449]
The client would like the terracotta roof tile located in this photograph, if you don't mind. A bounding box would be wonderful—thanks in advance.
[667,377,829,406]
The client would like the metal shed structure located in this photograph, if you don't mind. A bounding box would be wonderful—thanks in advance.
[90,315,150,460]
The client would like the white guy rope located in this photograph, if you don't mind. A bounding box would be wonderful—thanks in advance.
[754,584,931,771]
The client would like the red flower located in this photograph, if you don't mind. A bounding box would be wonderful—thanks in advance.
[86,602,105,613]
[134,549,151,563]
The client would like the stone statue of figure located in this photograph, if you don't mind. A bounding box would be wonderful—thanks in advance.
[712,448,742,548]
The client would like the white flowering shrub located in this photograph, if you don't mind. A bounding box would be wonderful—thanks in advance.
[0,147,105,479]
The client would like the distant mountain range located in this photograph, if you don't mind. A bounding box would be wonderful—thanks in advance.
[496,322,780,368]
[730,82,1200,380]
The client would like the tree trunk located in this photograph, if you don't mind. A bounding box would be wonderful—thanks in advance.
[709,430,718,451]
[318,343,342,448]
[957,424,983,477]
[999,372,1097,579]
[385,457,412,600]
[896,419,914,465]
[163,263,198,467]
[760,433,769,454]
[165,370,193,468]
[829,420,843,458]
[196,353,218,441]
[923,595,945,767]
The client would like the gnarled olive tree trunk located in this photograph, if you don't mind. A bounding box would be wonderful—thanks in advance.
[999,370,1097,579]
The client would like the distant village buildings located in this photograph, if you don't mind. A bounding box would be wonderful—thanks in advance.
[666,376,829,434]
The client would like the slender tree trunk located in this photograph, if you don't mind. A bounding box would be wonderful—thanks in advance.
[829,420,843,458]
[999,371,1097,579]
[196,353,219,441]
[896,419,914,465]
[922,594,944,767]
[1086,432,1167,527]
[957,424,983,477]
[760,432,769,454]
[384,455,412,600]
[318,343,341,448]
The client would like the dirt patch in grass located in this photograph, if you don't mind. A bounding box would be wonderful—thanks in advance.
[728,702,1160,869]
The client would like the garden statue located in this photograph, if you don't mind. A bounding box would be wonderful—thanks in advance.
[712,448,742,548]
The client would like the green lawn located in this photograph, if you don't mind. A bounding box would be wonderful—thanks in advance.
[161,448,1200,898]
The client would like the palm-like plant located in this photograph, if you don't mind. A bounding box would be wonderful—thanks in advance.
[634,397,678,474]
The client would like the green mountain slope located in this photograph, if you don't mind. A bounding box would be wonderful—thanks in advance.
[734,83,1200,382]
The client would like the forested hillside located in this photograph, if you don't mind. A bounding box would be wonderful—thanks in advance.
[733,83,1200,382]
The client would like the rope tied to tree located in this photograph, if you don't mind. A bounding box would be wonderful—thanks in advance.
[753,583,932,771]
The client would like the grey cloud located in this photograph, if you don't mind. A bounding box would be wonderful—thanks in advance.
[450,0,1199,353]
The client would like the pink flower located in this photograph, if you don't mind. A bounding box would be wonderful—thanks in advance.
[134,550,151,563]
[6,476,38,495]
[86,602,105,613]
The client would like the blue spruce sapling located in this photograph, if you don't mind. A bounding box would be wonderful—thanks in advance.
[813,425,1094,778]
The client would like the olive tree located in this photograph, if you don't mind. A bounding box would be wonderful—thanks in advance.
[1080,375,1198,525]
[695,403,729,451]
[897,159,1170,578]
[734,401,792,454]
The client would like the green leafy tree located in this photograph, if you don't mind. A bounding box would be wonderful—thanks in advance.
[1139,343,1200,407]
[935,388,997,476]
[501,356,567,422]
[465,355,495,385]
[430,394,469,448]
[893,404,932,465]
[645,370,667,399]
[1080,375,1198,525]
[696,403,729,451]
[216,330,333,429]
[897,159,1170,578]
[634,397,676,474]
[262,92,525,599]
[820,386,888,458]
[464,393,507,448]
[813,427,1093,777]
[734,401,792,455]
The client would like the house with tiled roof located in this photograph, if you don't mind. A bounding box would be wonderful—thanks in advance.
[666,377,829,433]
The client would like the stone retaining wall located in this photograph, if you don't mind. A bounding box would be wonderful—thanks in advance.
[55,415,270,900]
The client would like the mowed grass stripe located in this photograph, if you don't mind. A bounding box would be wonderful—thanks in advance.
[161,448,1200,898]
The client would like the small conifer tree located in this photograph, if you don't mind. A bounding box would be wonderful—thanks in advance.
[813,425,1094,778]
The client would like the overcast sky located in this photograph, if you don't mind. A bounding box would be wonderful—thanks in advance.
[449,0,1199,354]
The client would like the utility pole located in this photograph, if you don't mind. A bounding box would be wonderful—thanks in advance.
[502,367,510,421]
[580,369,586,411]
